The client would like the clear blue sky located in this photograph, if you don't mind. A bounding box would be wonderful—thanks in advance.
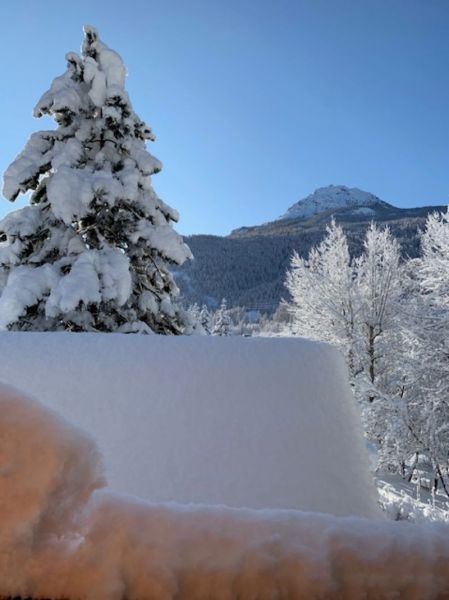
[1,0,449,235]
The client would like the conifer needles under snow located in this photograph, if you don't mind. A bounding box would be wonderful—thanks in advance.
[0,25,192,333]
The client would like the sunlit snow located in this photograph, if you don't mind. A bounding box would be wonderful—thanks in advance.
[0,333,378,517]
[1,370,449,600]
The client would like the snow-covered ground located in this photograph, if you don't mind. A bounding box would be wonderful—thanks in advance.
[378,474,449,524]
[2,381,449,600]
[0,332,377,517]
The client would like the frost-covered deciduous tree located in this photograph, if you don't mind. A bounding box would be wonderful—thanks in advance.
[285,220,358,373]
[0,26,191,333]
[356,224,402,390]
[285,222,403,390]
[401,210,449,494]
[285,221,408,472]
[354,225,409,470]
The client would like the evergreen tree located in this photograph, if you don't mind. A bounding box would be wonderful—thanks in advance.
[212,298,231,336]
[199,304,212,335]
[0,26,191,333]
[184,302,207,335]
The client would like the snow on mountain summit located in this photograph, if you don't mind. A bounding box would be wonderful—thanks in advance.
[280,185,390,220]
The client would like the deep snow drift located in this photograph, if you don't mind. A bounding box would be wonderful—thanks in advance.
[1,382,449,600]
[0,332,377,517]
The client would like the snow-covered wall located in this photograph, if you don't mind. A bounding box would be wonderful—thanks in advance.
[1,382,449,600]
[0,332,378,517]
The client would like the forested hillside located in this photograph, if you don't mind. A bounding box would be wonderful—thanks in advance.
[176,202,446,311]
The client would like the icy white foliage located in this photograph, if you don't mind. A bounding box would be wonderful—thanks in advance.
[285,220,358,367]
[0,332,378,517]
[396,209,449,494]
[284,214,449,498]
[0,25,191,333]
[280,184,389,220]
[1,381,449,600]
[285,222,407,470]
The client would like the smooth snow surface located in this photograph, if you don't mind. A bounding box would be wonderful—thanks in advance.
[1,382,449,600]
[280,184,389,220]
[0,332,378,518]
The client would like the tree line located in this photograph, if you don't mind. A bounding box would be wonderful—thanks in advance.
[284,214,449,495]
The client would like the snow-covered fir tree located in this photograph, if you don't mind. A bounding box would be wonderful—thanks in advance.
[0,26,192,333]
[212,298,232,336]
[199,304,212,334]
[184,302,207,335]
[186,302,200,326]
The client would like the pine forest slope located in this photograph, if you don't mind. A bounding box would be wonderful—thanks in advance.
[175,186,447,312]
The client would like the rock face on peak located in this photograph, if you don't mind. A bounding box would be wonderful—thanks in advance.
[280,185,391,221]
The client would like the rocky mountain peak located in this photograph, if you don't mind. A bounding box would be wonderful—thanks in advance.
[279,185,391,221]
